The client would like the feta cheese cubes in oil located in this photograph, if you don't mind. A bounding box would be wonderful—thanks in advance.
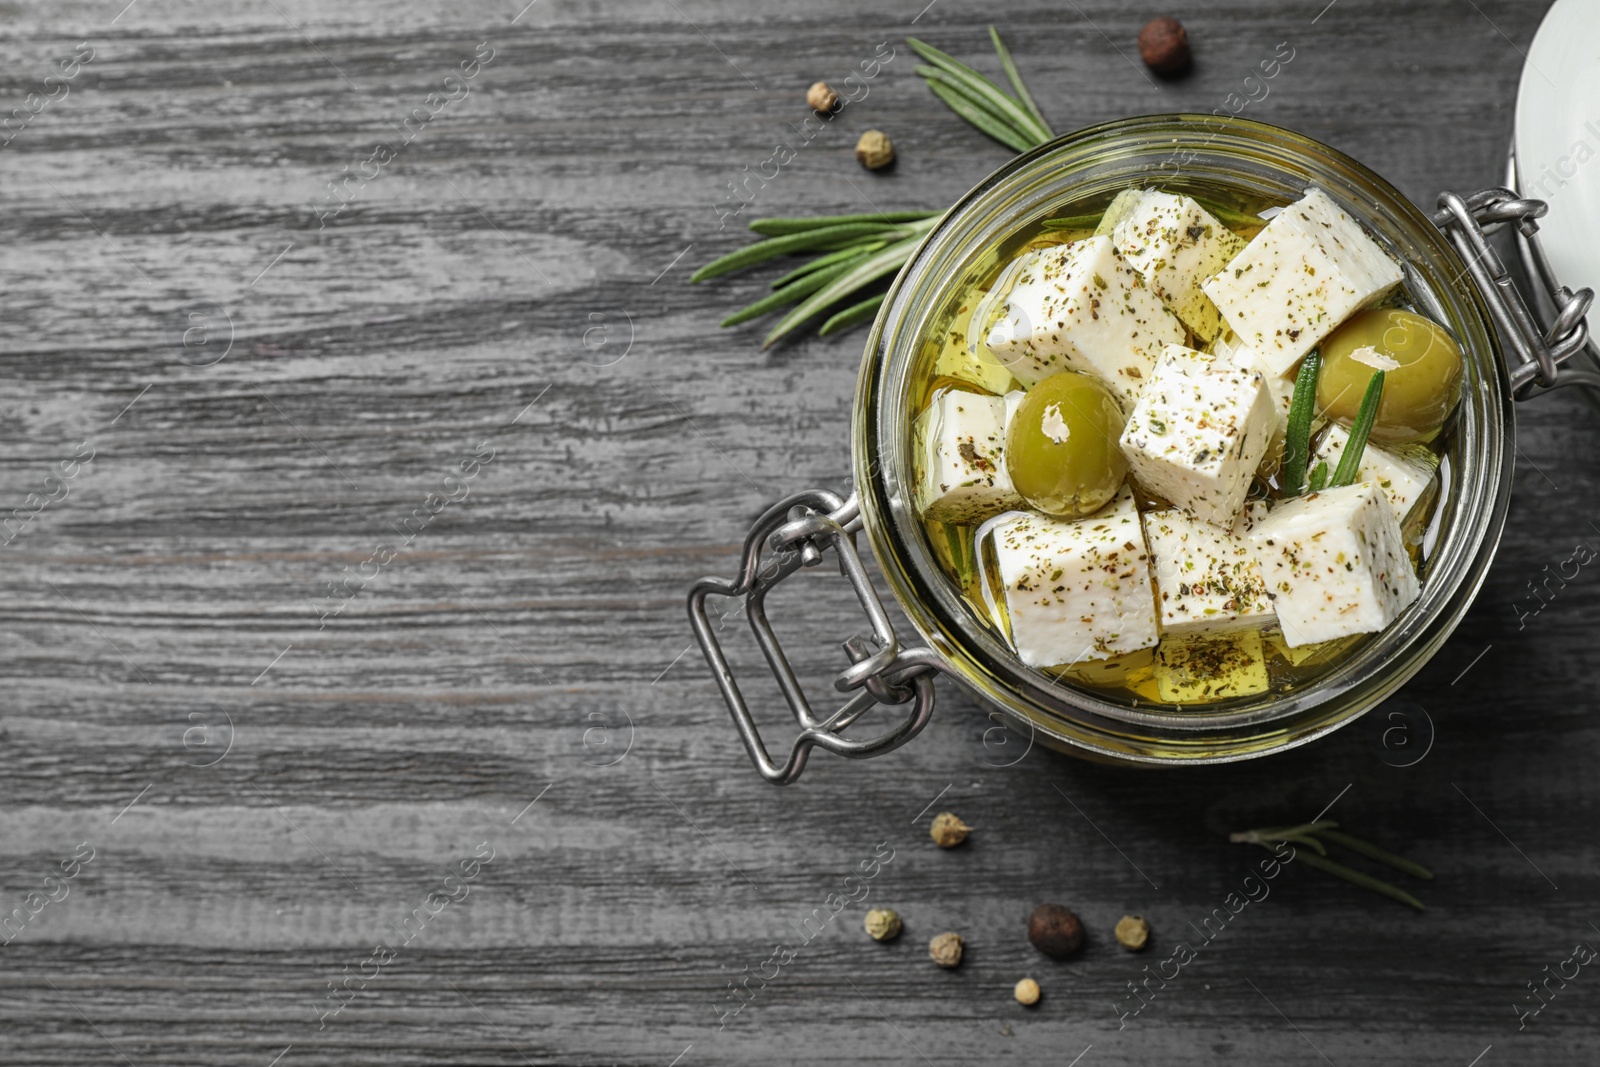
[1112,190,1246,343]
[911,184,1445,696]
[991,488,1160,666]
[984,234,1185,407]
[1120,345,1276,527]
[913,388,1022,525]
[1202,187,1403,378]
[1245,482,1421,648]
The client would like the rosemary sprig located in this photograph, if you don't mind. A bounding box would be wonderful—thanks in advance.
[695,25,1050,345]
[1327,370,1385,488]
[1290,851,1427,911]
[1231,819,1431,910]
[692,213,940,345]
[990,25,1049,134]
[919,72,1037,154]
[764,234,929,349]
[1234,819,1337,840]
[769,241,886,288]
[749,212,938,236]
[1316,827,1434,881]
[719,255,863,327]
[1280,348,1323,498]
[909,30,1054,151]
[1039,211,1106,232]
[690,221,919,282]
[819,294,887,336]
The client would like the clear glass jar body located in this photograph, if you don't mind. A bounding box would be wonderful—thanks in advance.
[854,115,1513,764]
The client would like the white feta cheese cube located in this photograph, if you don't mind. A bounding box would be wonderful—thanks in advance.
[991,488,1159,666]
[1265,628,1359,667]
[913,388,1023,525]
[1142,507,1275,635]
[1094,187,1146,237]
[1215,331,1292,419]
[1310,423,1434,526]
[1113,190,1246,343]
[1231,497,1273,537]
[1119,344,1276,527]
[1201,187,1403,377]
[1245,481,1421,647]
[984,235,1186,408]
[1216,331,1331,476]
[1212,331,1323,471]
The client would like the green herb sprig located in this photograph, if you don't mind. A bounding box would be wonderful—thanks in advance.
[1327,370,1385,488]
[1282,356,1388,496]
[694,27,1049,346]
[1280,348,1322,497]
[1231,819,1433,910]
[691,214,941,348]
[909,28,1055,153]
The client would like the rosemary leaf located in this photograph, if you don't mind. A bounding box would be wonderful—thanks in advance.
[921,77,1036,154]
[914,64,1027,138]
[1228,820,1337,844]
[763,235,924,349]
[989,25,1052,138]
[1308,459,1330,492]
[819,293,886,336]
[1280,348,1323,498]
[1328,371,1386,488]
[1040,212,1105,232]
[691,222,912,282]
[1317,828,1434,881]
[907,36,1052,147]
[770,242,884,288]
[721,257,860,327]
[749,211,938,236]
[1290,848,1427,911]
[1277,832,1328,856]
[907,37,1006,104]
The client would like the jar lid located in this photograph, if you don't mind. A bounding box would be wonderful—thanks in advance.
[1512,0,1600,363]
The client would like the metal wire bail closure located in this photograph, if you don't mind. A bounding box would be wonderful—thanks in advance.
[1432,188,1593,395]
[687,489,939,784]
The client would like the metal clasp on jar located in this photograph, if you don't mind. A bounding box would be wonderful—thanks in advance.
[1432,188,1593,395]
[686,489,941,785]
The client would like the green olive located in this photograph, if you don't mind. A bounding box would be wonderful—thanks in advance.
[1316,307,1464,444]
[1005,371,1128,517]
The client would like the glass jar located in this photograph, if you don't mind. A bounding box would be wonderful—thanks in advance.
[689,114,1592,783]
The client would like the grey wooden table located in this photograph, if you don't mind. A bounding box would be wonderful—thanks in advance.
[2,0,1596,1063]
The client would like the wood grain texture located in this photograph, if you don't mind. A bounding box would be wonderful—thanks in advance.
[1,0,1596,1063]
